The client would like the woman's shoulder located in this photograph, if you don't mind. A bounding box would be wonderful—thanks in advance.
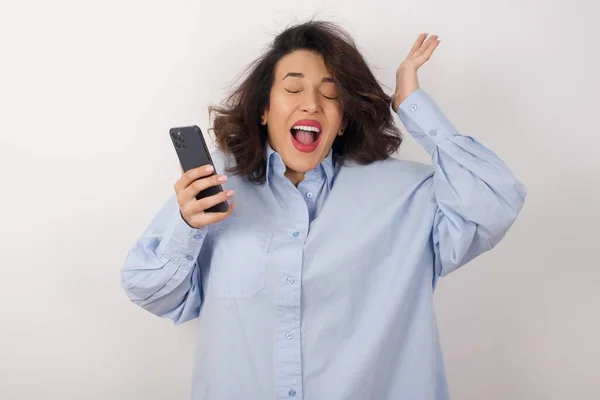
[332,157,433,197]
[342,156,433,182]
[333,156,434,200]
[380,156,433,176]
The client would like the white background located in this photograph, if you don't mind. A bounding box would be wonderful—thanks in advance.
[1,0,599,399]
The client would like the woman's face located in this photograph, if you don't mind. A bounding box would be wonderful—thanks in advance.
[262,50,344,183]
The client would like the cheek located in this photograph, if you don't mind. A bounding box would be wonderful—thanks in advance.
[266,104,293,147]
[267,97,294,130]
[325,106,344,133]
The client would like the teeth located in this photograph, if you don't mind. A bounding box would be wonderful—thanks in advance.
[292,125,321,133]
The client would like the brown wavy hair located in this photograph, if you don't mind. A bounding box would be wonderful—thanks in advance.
[209,20,402,184]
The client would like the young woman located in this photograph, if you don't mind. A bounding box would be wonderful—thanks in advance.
[121,21,526,400]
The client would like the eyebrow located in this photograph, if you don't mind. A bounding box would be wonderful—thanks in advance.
[282,72,334,83]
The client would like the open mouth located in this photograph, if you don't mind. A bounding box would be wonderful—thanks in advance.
[291,126,321,145]
[290,120,323,152]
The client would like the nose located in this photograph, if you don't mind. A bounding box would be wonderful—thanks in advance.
[300,90,319,114]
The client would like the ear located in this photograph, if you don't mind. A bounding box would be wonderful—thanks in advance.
[260,110,268,126]
[337,122,347,136]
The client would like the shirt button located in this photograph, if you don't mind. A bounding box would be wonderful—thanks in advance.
[286,332,293,339]
[292,232,300,238]
[314,167,320,172]
[306,192,314,199]
[193,234,202,240]
[409,104,418,112]
[288,389,297,396]
[429,129,438,137]
[185,255,194,261]
[287,277,295,284]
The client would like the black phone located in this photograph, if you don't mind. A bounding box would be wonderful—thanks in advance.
[169,125,229,213]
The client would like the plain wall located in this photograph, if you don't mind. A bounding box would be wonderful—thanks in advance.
[1,0,599,399]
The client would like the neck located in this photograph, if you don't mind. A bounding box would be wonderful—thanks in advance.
[284,168,305,187]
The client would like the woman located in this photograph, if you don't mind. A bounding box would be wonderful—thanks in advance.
[121,21,526,399]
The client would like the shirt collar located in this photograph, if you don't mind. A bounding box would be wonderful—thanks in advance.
[265,142,335,190]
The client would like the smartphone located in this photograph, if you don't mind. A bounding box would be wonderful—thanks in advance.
[169,125,229,213]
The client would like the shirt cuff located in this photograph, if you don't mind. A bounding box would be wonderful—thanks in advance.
[396,88,458,155]
[157,210,209,265]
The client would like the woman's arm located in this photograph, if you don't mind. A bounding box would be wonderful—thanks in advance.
[392,34,526,278]
[398,88,527,277]
[121,194,208,324]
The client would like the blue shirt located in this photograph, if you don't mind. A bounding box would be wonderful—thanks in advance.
[121,89,527,400]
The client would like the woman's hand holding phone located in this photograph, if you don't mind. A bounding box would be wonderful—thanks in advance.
[175,164,235,229]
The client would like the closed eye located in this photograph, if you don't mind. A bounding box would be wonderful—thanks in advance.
[285,88,337,100]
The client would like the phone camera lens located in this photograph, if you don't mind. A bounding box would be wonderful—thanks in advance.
[175,142,182,148]
[171,131,180,139]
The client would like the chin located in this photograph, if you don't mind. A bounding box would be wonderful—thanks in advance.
[280,152,320,173]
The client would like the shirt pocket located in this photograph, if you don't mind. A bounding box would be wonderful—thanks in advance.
[205,220,273,299]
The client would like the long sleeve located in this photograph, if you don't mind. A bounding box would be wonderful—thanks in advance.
[397,89,527,278]
[121,193,208,324]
